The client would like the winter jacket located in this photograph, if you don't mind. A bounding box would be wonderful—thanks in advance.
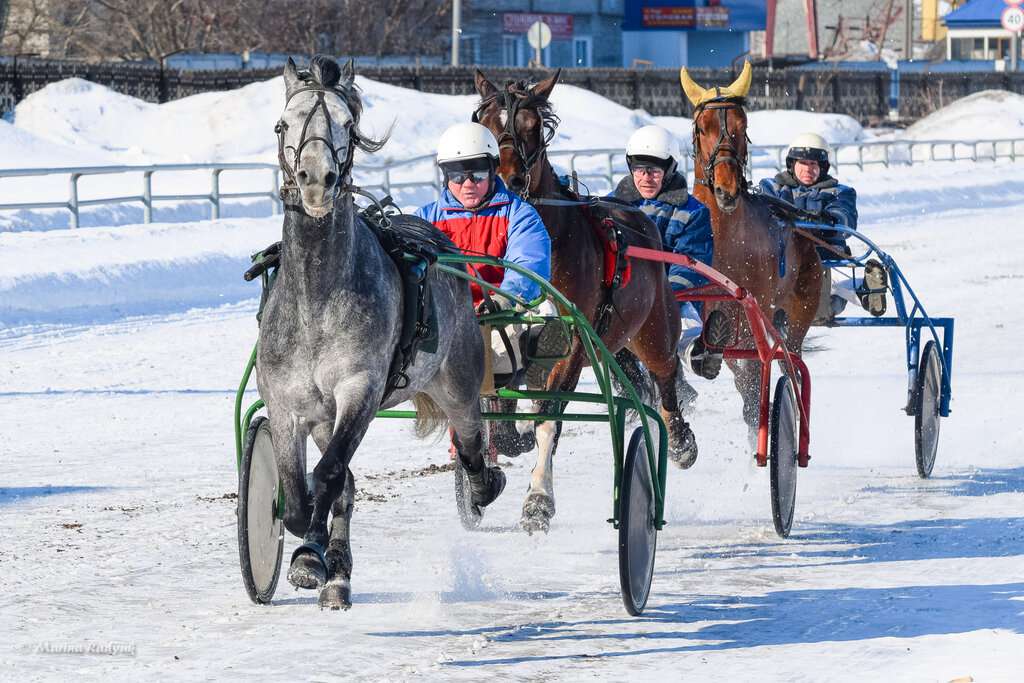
[758,171,858,250]
[415,177,551,305]
[611,172,713,295]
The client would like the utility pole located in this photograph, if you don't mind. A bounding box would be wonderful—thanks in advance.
[451,0,462,66]
[904,0,913,60]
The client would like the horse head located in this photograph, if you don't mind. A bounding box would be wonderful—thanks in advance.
[681,62,753,214]
[277,55,386,218]
[472,69,561,198]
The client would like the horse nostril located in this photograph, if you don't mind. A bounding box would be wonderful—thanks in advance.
[509,176,525,191]
[324,171,337,187]
[297,170,309,184]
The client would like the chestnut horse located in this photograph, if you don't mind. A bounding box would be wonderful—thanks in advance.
[473,69,694,533]
[681,63,822,440]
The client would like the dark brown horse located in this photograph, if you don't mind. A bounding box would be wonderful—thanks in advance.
[473,69,694,533]
[681,63,822,440]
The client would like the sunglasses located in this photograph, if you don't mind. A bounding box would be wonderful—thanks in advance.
[631,165,664,177]
[447,170,490,185]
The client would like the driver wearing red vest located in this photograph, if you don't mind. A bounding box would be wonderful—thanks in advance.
[416,122,565,389]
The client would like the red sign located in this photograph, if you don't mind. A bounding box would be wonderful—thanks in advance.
[502,13,574,39]
[642,6,732,29]
[642,7,696,28]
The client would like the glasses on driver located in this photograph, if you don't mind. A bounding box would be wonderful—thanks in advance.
[631,165,664,178]
[447,170,490,185]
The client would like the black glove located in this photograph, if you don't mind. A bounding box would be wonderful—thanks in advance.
[476,295,514,315]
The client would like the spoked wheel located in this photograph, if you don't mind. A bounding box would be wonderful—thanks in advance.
[237,416,284,604]
[914,340,942,478]
[769,375,799,539]
[618,426,658,616]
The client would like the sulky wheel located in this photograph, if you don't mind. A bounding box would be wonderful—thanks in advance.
[769,375,799,539]
[237,416,284,604]
[914,340,942,479]
[618,426,658,616]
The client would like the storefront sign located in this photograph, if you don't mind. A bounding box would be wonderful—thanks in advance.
[503,13,574,40]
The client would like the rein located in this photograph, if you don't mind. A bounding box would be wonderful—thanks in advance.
[275,85,356,203]
[692,99,751,195]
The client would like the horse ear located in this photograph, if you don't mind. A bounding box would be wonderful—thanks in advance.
[531,68,561,100]
[341,58,355,88]
[723,60,752,99]
[284,57,300,95]
[680,67,708,107]
[475,69,498,99]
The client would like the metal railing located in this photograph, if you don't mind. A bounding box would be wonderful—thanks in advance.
[3,137,1023,228]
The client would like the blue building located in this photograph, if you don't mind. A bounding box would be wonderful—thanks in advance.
[620,0,766,68]
[942,0,1022,67]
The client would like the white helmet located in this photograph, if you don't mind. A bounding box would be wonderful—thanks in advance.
[626,125,681,176]
[436,122,499,166]
[785,132,831,173]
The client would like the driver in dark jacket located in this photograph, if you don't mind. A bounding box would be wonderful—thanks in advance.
[759,132,886,318]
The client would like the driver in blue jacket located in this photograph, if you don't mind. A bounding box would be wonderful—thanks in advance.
[759,132,886,318]
[611,126,720,403]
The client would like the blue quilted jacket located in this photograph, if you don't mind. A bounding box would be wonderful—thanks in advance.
[759,171,858,249]
[611,172,713,294]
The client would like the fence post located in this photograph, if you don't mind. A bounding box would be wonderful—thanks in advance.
[69,173,81,229]
[211,168,221,220]
[143,170,153,223]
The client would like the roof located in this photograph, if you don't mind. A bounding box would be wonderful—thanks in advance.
[942,0,1007,28]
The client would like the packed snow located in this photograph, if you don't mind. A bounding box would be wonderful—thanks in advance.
[1,72,1022,681]
[904,89,1024,142]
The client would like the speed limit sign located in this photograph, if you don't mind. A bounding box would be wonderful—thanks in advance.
[1002,6,1024,32]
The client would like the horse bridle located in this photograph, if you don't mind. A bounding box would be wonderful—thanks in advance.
[275,85,356,202]
[473,88,552,199]
[692,98,751,194]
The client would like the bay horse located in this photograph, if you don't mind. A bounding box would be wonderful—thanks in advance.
[473,69,696,533]
[680,62,822,440]
[258,55,503,609]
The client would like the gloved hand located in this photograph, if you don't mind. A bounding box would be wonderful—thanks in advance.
[800,189,824,214]
[476,295,515,315]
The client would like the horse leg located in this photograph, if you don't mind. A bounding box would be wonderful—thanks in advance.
[269,411,311,538]
[727,358,763,452]
[309,422,355,610]
[288,385,378,596]
[630,304,697,469]
[489,398,536,457]
[521,348,585,534]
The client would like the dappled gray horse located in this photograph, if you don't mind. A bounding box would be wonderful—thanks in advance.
[257,55,504,610]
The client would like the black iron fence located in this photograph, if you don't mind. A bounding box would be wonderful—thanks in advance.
[3,58,1024,124]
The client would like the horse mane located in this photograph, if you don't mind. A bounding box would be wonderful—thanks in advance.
[475,79,560,146]
[300,54,389,154]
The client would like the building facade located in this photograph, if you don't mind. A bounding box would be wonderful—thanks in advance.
[459,0,626,68]
[620,0,765,68]
[942,0,1022,68]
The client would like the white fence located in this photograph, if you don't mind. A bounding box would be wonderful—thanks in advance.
[2,137,1022,228]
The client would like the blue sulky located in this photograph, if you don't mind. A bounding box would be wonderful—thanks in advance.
[796,221,955,420]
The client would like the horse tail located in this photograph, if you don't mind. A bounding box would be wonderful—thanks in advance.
[412,393,448,439]
[612,349,658,409]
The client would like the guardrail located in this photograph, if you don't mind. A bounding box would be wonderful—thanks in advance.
[3,137,1023,228]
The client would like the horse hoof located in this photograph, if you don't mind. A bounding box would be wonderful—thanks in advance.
[288,544,327,590]
[521,493,554,535]
[318,580,352,611]
[470,466,506,510]
[668,415,698,469]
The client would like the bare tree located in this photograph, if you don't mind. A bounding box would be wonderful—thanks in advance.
[3,0,457,62]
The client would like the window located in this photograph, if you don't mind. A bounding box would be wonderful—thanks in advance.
[503,35,523,66]
[573,36,593,67]
[460,35,480,65]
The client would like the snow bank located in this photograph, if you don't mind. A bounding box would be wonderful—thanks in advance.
[904,89,1024,141]
[0,217,280,325]
[6,73,864,169]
